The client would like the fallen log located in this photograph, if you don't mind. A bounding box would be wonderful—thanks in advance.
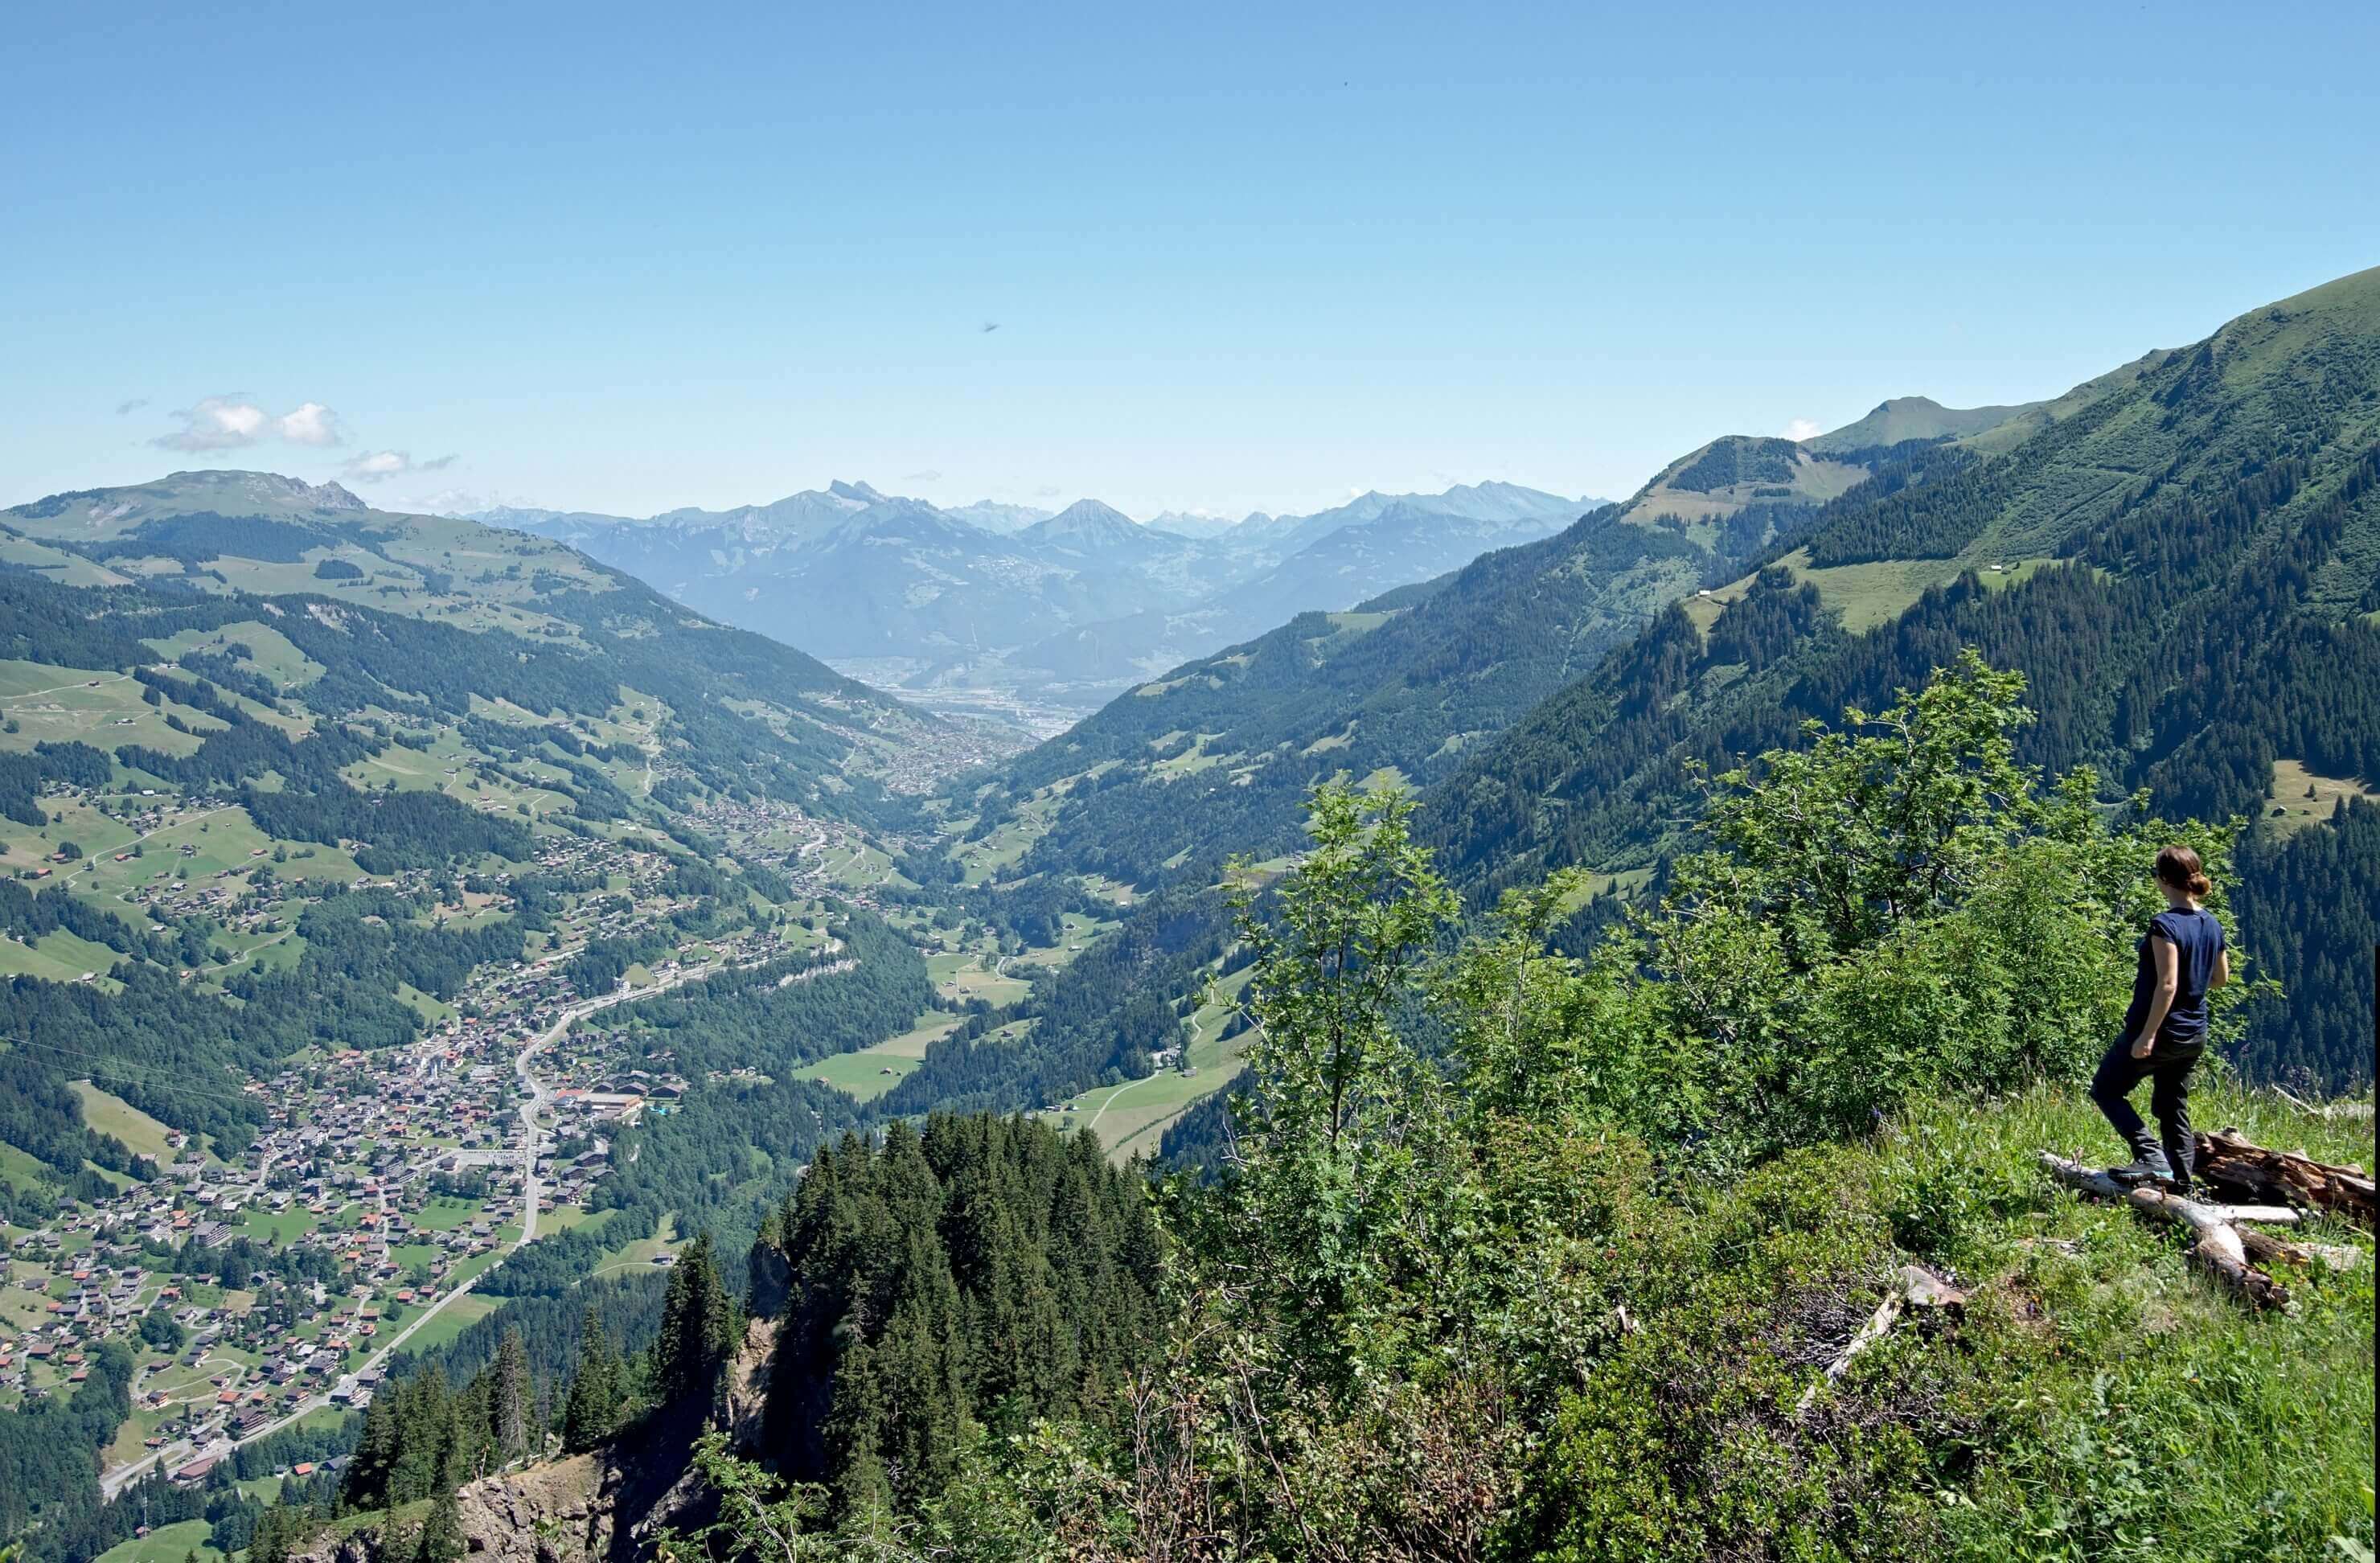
[2193,1129,2376,1230]
[1795,1264,1966,1418]
[2038,1153,2291,1309]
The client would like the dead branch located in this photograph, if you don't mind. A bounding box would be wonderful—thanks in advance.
[2273,1088,2375,1122]
[1794,1265,1966,1418]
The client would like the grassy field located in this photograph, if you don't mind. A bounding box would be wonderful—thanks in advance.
[0,532,128,588]
[241,1207,318,1245]
[0,661,220,757]
[791,1008,960,1103]
[67,1081,184,1161]
[396,1292,499,1356]
[588,1212,683,1280]
[144,620,325,690]
[2262,759,2378,836]
[409,1196,486,1232]
[1684,549,2060,639]
[797,1050,924,1100]
[928,950,1031,1006]
[0,928,127,985]
[6,800,362,905]
[1041,979,1254,1164]
[342,728,574,820]
[96,1517,222,1563]
[391,1242,441,1274]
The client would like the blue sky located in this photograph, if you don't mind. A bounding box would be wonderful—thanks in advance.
[7,1,2374,519]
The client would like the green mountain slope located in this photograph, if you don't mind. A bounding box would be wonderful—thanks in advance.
[0,469,967,1212]
[1,471,958,816]
[1425,266,2380,1085]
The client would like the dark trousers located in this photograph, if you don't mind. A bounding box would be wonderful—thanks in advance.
[2090,1036,2200,1187]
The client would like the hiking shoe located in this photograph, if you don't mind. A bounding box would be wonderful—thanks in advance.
[2110,1147,2176,1185]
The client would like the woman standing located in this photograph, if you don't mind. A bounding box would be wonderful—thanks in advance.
[2090,845,2230,1193]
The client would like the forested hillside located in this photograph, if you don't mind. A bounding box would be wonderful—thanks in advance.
[911,272,2378,1118]
[1424,267,2380,1086]
[754,1115,1160,1521]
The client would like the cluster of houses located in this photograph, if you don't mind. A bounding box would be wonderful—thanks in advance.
[4,801,832,1484]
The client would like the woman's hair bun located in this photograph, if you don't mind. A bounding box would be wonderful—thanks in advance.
[2155,844,2212,897]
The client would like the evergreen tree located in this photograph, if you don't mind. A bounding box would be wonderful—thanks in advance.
[416,1491,466,1563]
[341,1389,400,1512]
[491,1326,533,1462]
[653,1232,737,1413]
[561,1307,624,1454]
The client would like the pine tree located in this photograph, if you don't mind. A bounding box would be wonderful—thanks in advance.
[491,1326,533,1462]
[653,1232,737,1412]
[388,1367,458,1505]
[343,1389,400,1511]
[561,1307,622,1453]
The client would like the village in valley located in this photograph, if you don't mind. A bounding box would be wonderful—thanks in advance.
[0,642,1159,1553]
[0,810,862,1503]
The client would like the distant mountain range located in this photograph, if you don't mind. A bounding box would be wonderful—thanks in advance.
[462,481,1607,714]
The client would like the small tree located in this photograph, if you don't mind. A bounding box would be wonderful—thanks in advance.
[1217,782,1456,1382]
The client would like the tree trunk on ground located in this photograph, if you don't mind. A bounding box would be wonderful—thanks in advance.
[2037,1153,2301,1309]
[2191,1129,2376,1230]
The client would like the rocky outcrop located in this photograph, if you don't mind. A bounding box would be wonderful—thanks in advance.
[290,1322,785,1563]
[451,1452,614,1562]
[723,1315,778,1450]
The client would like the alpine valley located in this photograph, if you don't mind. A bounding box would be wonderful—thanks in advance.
[2,271,2374,1563]
[467,480,1605,726]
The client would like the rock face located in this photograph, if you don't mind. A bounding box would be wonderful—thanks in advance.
[722,1315,777,1450]
[289,1323,783,1563]
[449,1453,614,1562]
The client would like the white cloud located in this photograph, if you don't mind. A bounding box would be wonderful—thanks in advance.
[115,397,150,416]
[901,468,943,482]
[153,394,347,452]
[342,449,456,483]
[277,401,343,446]
[1784,417,1823,442]
[154,395,270,450]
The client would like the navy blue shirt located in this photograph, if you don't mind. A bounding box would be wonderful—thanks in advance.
[2124,907,2225,1051]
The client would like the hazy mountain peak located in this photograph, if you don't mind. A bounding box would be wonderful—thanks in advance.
[827,478,887,504]
[1026,498,1143,541]
[941,499,1054,534]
